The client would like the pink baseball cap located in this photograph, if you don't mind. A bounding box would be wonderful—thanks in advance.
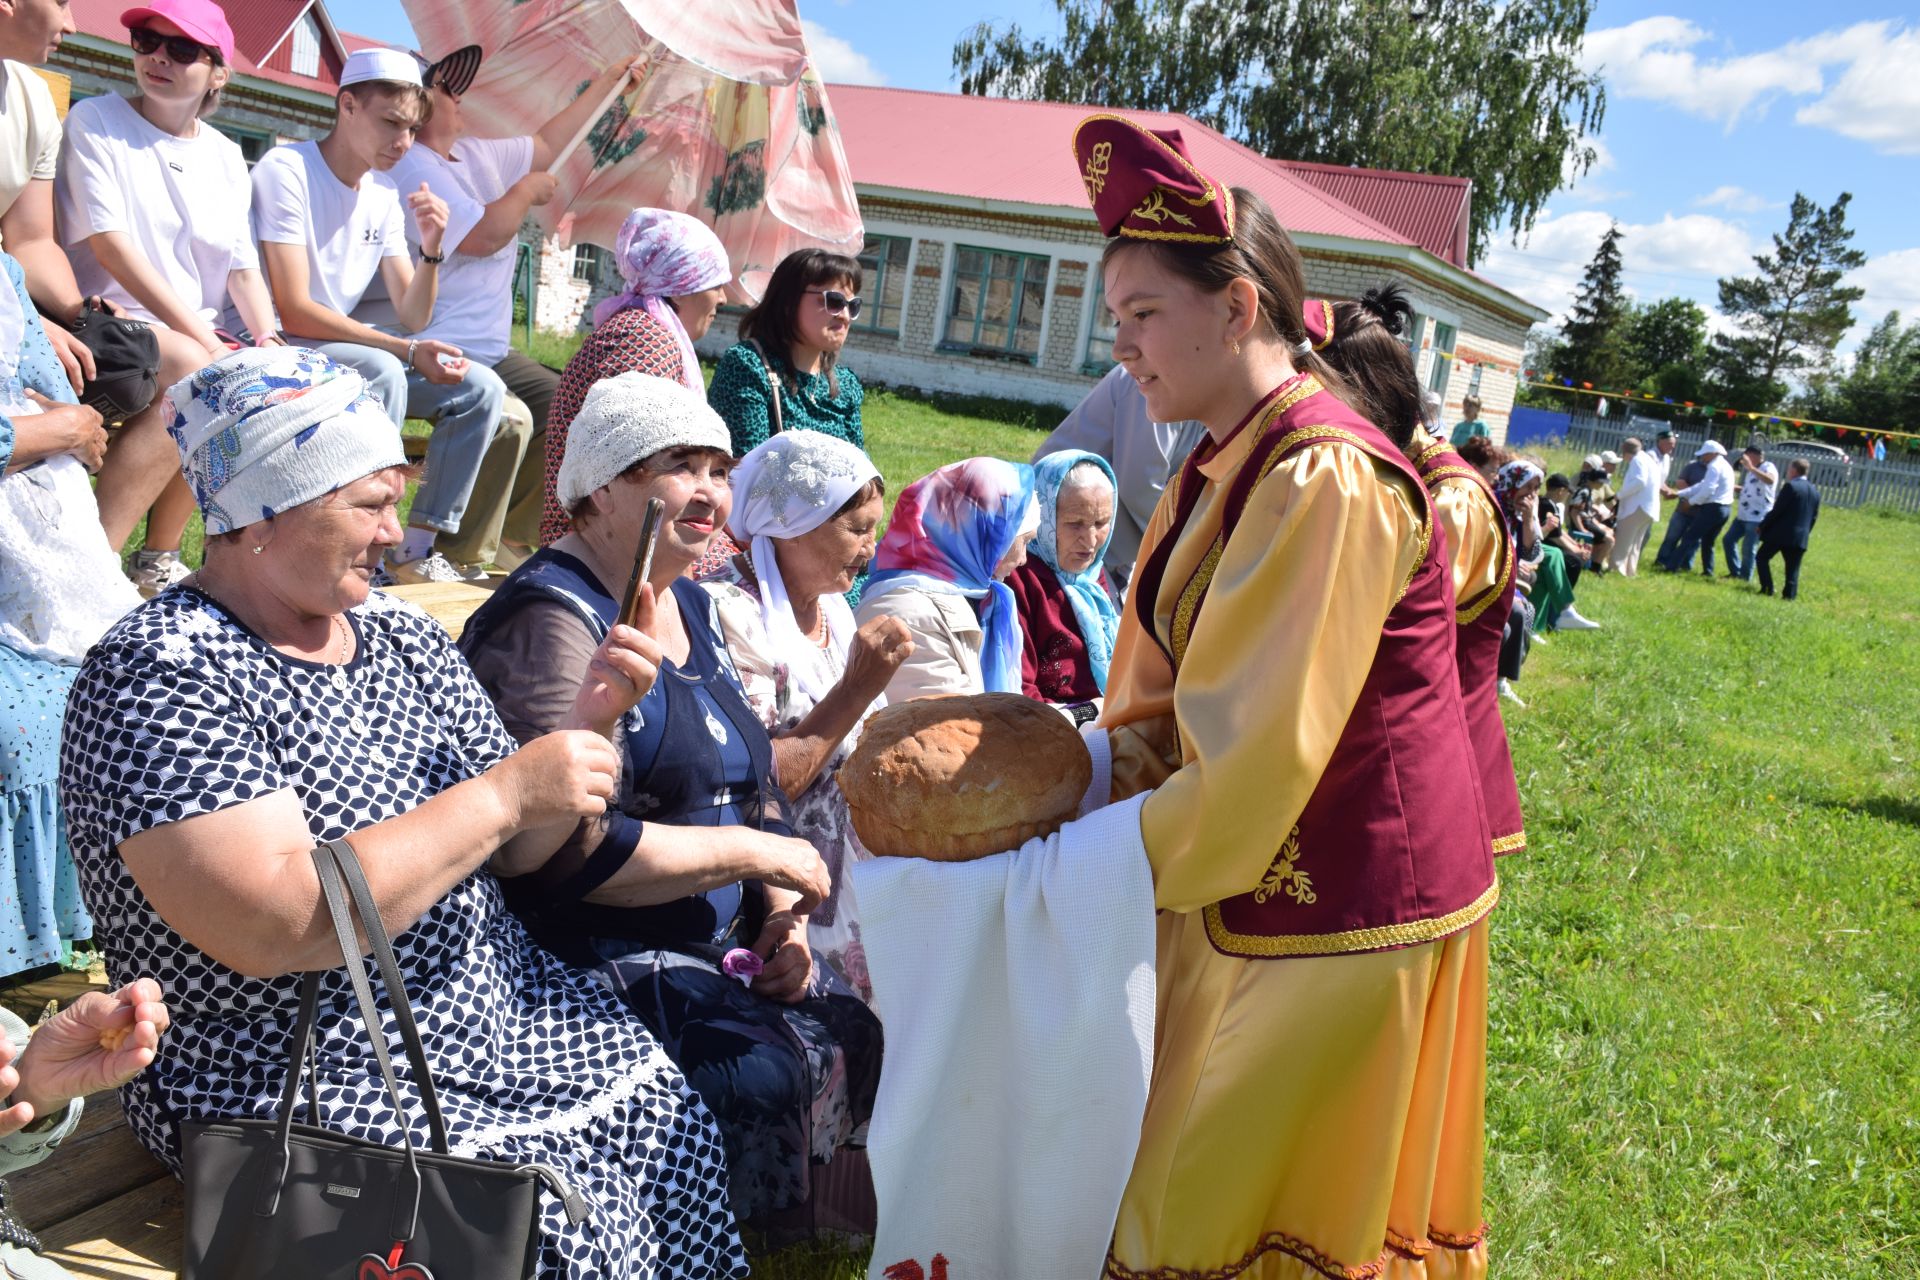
[120,0,236,65]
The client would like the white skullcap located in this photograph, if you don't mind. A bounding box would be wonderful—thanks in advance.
[341,48,423,88]
[556,372,732,512]
[1696,439,1727,457]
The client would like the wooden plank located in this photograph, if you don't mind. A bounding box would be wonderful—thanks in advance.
[0,968,105,1023]
[382,580,495,639]
[13,1093,170,1229]
[37,1176,182,1280]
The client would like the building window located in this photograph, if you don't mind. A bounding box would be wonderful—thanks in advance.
[1402,310,1423,359]
[573,244,607,282]
[855,234,909,334]
[291,13,321,78]
[213,124,275,166]
[1466,361,1484,398]
[1084,269,1116,373]
[1426,321,1457,395]
[943,245,1047,361]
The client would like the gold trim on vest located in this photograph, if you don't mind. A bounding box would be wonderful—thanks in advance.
[1202,880,1500,959]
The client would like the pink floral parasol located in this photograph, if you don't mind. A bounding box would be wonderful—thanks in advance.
[402,0,864,302]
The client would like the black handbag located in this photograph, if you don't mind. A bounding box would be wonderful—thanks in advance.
[179,839,588,1280]
[55,297,161,423]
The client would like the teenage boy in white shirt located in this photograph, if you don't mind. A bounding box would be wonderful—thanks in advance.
[251,48,492,584]
[382,47,638,571]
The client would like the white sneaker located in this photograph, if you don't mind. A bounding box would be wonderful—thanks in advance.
[384,551,467,584]
[129,549,191,598]
[1556,606,1602,631]
[1528,631,1550,646]
[1500,679,1526,707]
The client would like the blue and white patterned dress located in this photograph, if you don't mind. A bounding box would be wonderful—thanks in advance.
[59,587,747,1278]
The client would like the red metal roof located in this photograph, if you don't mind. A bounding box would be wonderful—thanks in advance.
[68,0,365,94]
[824,85,1412,248]
[1273,159,1471,267]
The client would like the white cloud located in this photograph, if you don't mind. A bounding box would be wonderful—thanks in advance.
[1578,17,1920,151]
[802,19,886,86]
[1480,208,1756,326]
[1794,27,1920,154]
[1843,248,1920,346]
[1693,185,1776,214]
[1559,137,1629,205]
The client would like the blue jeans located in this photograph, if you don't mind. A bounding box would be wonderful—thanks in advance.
[1671,503,1729,573]
[317,342,510,538]
[1722,517,1762,580]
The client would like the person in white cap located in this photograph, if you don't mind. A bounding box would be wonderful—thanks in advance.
[383,46,641,574]
[1660,438,1736,575]
[251,47,502,584]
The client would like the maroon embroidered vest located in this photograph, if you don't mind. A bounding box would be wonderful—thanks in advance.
[1414,440,1526,856]
[1133,374,1497,959]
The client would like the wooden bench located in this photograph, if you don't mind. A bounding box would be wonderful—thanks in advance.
[20,1092,180,1278]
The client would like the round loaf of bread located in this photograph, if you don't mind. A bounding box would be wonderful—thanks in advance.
[840,693,1092,861]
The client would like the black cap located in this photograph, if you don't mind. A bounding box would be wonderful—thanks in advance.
[423,44,482,96]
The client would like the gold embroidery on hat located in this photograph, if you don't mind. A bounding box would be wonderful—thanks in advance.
[1082,141,1113,199]
[1253,826,1316,905]
[1132,188,1196,229]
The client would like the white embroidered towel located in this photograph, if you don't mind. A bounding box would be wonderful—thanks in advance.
[853,793,1156,1280]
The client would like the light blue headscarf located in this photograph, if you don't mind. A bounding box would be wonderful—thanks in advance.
[1031,450,1120,693]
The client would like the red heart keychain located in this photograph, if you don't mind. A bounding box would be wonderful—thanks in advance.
[357,1246,436,1280]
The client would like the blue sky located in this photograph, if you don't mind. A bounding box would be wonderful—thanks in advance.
[332,0,1919,346]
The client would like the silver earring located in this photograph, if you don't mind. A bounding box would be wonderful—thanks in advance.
[252,544,265,555]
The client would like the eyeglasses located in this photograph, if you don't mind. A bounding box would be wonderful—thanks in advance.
[807,288,863,320]
[129,27,212,64]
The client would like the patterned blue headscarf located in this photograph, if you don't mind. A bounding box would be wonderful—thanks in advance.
[867,457,1039,694]
[1031,450,1120,693]
[166,347,404,533]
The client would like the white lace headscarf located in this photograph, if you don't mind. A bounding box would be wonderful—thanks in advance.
[725,432,880,702]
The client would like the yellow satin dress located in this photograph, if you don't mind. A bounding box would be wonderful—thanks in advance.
[1411,429,1506,609]
[1101,414,1492,1280]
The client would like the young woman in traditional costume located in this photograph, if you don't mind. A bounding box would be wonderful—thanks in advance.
[1074,115,1497,1279]
[1318,283,1525,861]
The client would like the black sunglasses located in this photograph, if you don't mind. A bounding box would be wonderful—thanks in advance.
[129,27,213,64]
[808,288,863,320]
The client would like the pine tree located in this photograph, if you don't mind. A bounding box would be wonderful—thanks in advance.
[1708,192,1867,407]
[1557,225,1630,389]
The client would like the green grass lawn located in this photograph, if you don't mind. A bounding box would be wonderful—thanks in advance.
[123,343,1920,1276]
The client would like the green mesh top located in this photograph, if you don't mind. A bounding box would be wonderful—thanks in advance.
[707,341,867,458]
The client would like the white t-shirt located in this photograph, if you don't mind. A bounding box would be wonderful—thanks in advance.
[0,61,61,234]
[383,135,532,364]
[251,139,407,322]
[57,94,259,328]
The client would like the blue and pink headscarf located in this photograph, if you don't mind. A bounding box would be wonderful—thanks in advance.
[866,457,1039,695]
[592,208,733,392]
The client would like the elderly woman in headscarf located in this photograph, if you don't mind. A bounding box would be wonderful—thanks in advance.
[539,207,732,545]
[1497,456,1583,636]
[58,347,747,1279]
[701,432,913,1003]
[854,457,1039,705]
[461,372,883,1230]
[1,248,138,982]
[1006,449,1119,724]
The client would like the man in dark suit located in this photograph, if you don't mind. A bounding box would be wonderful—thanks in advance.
[1756,458,1821,600]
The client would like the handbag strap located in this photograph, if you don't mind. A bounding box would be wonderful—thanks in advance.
[322,838,451,1153]
[259,842,429,1242]
[747,338,783,436]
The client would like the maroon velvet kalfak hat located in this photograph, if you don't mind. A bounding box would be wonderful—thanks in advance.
[1301,298,1335,350]
[1072,114,1235,245]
